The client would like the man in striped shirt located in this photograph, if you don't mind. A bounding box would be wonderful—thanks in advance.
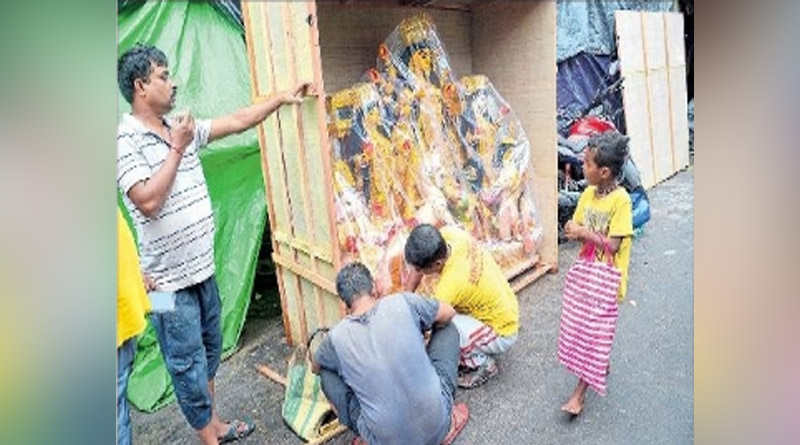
[117,43,311,445]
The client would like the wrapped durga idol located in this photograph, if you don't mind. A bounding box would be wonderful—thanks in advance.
[326,13,544,292]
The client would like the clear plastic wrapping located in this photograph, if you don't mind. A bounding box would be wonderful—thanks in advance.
[326,13,544,292]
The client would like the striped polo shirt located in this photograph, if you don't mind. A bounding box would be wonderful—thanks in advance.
[117,113,215,292]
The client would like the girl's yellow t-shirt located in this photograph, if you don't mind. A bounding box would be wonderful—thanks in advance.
[572,186,634,301]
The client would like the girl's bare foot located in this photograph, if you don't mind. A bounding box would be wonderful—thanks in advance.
[561,379,588,416]
[561,395,585,415]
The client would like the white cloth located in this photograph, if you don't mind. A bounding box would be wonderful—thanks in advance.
[451,313,517,368]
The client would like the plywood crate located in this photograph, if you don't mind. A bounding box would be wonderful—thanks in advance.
[616,11,690,189]
[242,0,557,346]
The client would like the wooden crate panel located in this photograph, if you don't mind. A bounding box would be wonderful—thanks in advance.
[299,94,333,258]
[645,68,673,184]
[279,267,307,345]
[617,11,689,189]
[665,13,690,171]
[642,12,667,70]
[246,3,272,96]
[664,13,686,68]
[244,1,559,344]
[244,1,341,346]
[259,121,293,239]
[300,278,322,337]
[615,11,645,75]
[472,1,557,269]
[669,65,690,170]
[287,2,316,84]
[323,289,343,329]
[616,11,655,187]
[642,12,671,183]
[622,73,656,189]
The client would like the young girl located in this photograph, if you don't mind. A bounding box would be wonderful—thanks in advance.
[560,131,634,415]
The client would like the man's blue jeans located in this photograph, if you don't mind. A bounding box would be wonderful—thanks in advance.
[150,276,222,430]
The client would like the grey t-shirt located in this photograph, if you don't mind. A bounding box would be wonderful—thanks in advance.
[314,293,450,445]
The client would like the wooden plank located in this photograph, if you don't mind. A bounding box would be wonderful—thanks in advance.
[323,289,343,328]
[472,1,558,269]
[621,74,656,189]
[273,252,337,294]
[293,272,311,346]
[301,278,321,336]
[281,269,309,346]
[668,64,690,170]
[267,2,311,246]
[282,2,328,348]
[503,253,539,282]
[639,12,659,187]
[616,11,656,189]
[243,3,280,256]
[283,2,318,264]
[245,2,271,97]
[510,262,552,293]
[664,13,686,68]
[287,1,335,263]
[255,363,288,386]
[259,3,296,256]
[243,3,297,344]
[615,11,646,75]
[275,267,294,346]
[642,12,673,184]
[307,0,343,271]
[665,13,690,171]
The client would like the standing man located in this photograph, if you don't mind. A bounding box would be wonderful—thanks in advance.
[116,43,312,444]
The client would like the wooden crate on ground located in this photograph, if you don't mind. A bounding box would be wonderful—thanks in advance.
[242,0,557,346]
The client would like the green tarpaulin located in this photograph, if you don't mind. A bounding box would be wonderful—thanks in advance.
[118,1,265,412]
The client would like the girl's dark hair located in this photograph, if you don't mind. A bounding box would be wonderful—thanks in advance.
[586,131,630,178]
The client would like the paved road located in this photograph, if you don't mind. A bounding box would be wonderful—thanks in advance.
[133,170,694,445]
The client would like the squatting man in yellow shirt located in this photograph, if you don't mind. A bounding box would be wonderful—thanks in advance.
[404,223,520,388]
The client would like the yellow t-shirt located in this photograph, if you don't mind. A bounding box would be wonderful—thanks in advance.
[117,208,151,348]
[572,186,634,301]
[432,226,519,336]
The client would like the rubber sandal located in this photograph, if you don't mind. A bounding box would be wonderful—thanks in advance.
[441,403,469,445]
[457,360,498,389]
[218,418,255,444]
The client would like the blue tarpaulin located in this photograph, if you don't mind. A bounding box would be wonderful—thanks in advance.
[557,0,675,63]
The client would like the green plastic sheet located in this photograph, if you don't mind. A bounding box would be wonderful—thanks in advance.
[117,1,266,412]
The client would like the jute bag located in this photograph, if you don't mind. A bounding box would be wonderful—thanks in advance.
[282,328,341,441]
